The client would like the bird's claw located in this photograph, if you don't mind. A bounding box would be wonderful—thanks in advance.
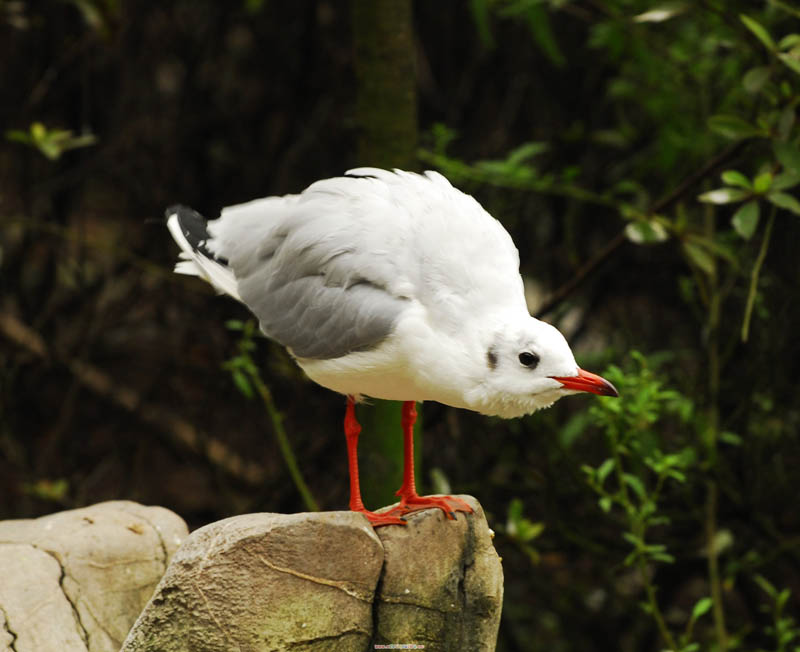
[392,494,474,521]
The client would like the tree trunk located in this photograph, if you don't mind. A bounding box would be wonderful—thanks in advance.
[352,0,417,170]
[351,0,422,510]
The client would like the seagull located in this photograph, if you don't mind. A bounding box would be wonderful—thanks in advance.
[167,168,618,527]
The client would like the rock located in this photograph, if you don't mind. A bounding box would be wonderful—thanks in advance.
[121,511,385,652]
[0,543,86,652]
[373,496,503,651]
[0,500,189,652]
[0,497,503,651]
[121,496,503,652]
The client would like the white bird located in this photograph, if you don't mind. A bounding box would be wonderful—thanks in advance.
[167,168,617,526]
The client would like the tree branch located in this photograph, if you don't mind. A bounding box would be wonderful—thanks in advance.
[0,311,266,487]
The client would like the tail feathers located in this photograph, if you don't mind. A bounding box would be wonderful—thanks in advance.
[166,205,242,301]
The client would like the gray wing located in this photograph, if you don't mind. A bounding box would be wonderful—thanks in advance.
[211,191,411,360]
[239,270,407,359]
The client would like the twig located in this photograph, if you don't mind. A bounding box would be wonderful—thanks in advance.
[535,229,626,318]
[706,481,729,652]
[225,322,319,512]
[535,142,748,317]
[741,207,775,342]
[249,369,320,512]
[650,142,748,216]
[0,311,266,487]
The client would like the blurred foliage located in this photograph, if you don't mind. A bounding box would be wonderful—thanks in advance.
[6,122,96,160]
[224,319,319,512]
[2,1,800,651]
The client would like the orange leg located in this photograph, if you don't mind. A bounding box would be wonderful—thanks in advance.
[344,397,406,527]
[391,401,474,519]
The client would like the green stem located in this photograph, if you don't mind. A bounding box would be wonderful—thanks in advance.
[612,436,676,649]
[638,552,678,651]
[703,206,728,652]
[741,207,776,342]
[418,150,622,209]
[706,481,727,652]
[250,371,320,512]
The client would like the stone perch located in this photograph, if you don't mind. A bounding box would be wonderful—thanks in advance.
[0,496,503,651]
[0,500,189,652]
[123,495,502,651]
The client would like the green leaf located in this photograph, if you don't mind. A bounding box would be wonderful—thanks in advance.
[622,531,643,548]
[720,431,743,446]
[599,496,613,513]
[622,473,646,500]
[754,573,778,599]
[753,171,773,194]
[523,3,566,68]
[649,551,675,563]
[5,129,33,144]
[740,14,776,51]
[666,469,686,483]
[38,139,61,160]
[772,170,800,191]
[507,497,523,523]
[743,66,771,93]
[506,141,548,166]
[775,141,800,174]
[778,51,800,75]
[429,467,452,495]
[469,0,494,48]
[633,3,688,23]
[231,369,254,399]
[691,597,714,621]
[767,191,800,215]
[721,170,752,189]
[31,121,46,141]
[6,122,96,160]
[698,187,750,204]
[778,34,800,50]
[597,458,616,483]
[625,220,669,244]
[710,529,734,555]
[21,478,70,502]
[518,520,545,542]
[682,242,715,275]
[777,587,791,610]
[60,132,97,152]
[506,498,545,542]
[244,0,267,14]
[708,114,763,140]
[778,106,796,141]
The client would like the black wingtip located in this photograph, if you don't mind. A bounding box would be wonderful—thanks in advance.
[165,204,185,219]
[165,204,229,265]
[166,205,207,245]
[343,173,378,180]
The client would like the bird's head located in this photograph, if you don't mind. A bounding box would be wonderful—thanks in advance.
[463,315,618,418]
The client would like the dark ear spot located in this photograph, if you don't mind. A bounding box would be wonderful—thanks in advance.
[487,347,498,370]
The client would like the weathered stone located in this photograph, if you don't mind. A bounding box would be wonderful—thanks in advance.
[122,496,503,652]
[0,500,188,652]
[0,600,15,652]
[121,510,384,652]
[0,543,86,651]
[373,496,503,651]
[1,498,503,651]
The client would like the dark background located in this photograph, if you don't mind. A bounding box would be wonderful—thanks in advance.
[2,1,799,650]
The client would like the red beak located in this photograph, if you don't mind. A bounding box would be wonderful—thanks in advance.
[550,368,619,397]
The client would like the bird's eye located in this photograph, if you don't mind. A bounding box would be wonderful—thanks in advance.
[518,351,540,368]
